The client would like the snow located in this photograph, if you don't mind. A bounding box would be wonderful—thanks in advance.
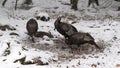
[0,0,120,68]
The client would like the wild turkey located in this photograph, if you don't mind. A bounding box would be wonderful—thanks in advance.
[54,16,78,39]
[65,32,100,52]
[26,18,38,42]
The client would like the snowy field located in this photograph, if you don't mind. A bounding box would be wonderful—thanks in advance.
[0,0,120,68]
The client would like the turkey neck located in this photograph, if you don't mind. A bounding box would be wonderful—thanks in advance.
[54,18,61,29]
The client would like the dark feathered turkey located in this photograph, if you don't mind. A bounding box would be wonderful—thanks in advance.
[65,32,100,50]
[54,16,78,38]
[26,18,38,42]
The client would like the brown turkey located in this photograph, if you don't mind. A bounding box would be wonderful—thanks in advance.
[26,18,38,42]
[54,16,78,39]
[65,32,100,53]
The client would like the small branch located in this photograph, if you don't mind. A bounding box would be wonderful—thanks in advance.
[15,0,19,10]
[2,0,8,7]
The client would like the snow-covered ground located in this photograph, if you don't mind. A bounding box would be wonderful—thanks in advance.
[0,0,120,68]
